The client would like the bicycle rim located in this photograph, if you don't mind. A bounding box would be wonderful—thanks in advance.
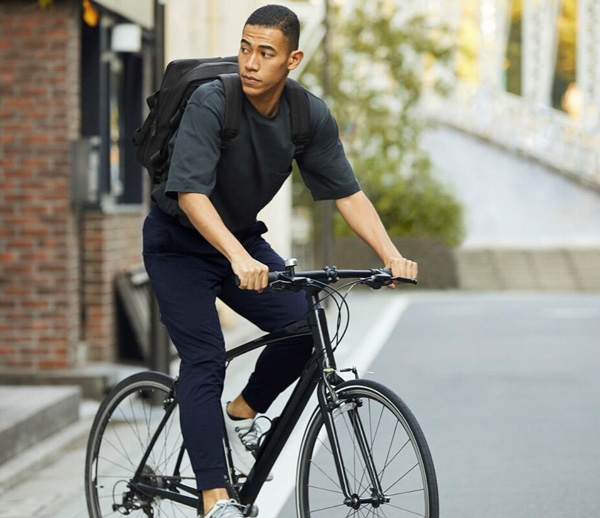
[296,379,438,518]
[85,372,198,518]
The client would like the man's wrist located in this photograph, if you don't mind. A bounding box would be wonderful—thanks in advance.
[383,254,404,267]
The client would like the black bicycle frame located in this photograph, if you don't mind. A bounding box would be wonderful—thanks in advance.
[127,284,386,510]
[239,286,334,504]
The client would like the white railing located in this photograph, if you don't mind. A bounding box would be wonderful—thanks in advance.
[422,83,600,192]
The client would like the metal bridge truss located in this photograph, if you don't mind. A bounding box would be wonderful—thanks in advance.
[423,0,600,190]
[292,0,599,189]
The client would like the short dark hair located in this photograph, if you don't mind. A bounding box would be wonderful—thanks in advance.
[245,4,300,51]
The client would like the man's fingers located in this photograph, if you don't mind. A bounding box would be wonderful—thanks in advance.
[406,260,418,279]
[236,264,269,291]
[386,257,418,285]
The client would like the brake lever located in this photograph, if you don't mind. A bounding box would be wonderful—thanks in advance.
[391,276,418,285]
[363,273,418,289]
[270,277,309,293]
[363,273,391,290]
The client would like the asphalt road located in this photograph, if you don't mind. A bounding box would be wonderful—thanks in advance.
[423,127,600,247]
[271,291,600,518]
[4,291,599,518]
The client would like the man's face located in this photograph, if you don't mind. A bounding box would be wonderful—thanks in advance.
[238,24,301,100]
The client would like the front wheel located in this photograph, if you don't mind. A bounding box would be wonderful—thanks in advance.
[296,379,438,517]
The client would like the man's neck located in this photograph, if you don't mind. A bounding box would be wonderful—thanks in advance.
[246,83,286,118]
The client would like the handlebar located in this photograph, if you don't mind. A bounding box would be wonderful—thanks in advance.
[233,261,417,291]
[267,266,417,290]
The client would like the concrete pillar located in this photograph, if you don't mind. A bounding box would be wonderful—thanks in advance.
[522,0,561,105]
[577,0,600,130]
[478,0,512,89]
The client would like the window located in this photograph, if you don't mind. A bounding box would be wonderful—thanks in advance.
[81,18,144,207]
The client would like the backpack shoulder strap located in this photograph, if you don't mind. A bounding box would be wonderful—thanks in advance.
[217,74,311,154]
[217,73,243,148]
[285,78,311,157]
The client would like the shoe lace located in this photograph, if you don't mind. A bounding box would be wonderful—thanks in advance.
[212,499,245,517]
[235,416,272,452]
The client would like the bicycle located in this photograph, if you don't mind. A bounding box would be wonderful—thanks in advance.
[85,260,439,517]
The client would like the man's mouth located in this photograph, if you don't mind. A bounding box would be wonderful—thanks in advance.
[242,75,260,85]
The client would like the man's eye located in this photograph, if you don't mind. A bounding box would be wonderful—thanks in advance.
[262,52,272,58]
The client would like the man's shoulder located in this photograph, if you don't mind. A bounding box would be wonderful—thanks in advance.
[299,86,330,119]
[187,79,227,111]
[292,85,336,138]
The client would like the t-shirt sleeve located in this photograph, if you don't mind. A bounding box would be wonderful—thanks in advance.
[296,96,361,201]
[164,84,224,199]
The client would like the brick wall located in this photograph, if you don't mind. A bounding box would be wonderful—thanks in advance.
[83,211,144,363]
[0,1,81,369]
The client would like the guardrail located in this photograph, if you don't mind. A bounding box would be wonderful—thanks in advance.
[422,83,600,193]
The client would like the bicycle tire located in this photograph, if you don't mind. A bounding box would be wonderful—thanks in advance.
[85,371,199,518]
[296,379,439,518]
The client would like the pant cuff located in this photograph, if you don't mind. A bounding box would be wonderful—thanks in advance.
[194,467,228,491]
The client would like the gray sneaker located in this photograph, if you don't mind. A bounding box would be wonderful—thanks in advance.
[203,499,244,518]
[223,405,273,481]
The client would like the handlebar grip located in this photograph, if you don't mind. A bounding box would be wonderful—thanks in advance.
[399,277,418,285]
[382,268,418,285]
[234,272,282,287]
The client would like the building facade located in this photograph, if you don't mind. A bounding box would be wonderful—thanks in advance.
[0,0,302,375]
[0,0,158,372]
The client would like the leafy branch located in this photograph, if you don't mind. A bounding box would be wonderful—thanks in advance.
[299,1,464,246]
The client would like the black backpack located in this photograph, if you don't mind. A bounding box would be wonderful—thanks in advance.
[132,56,311,185]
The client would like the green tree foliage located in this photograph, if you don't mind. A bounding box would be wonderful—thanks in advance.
[505,0,523,96]
[298,0,465,246]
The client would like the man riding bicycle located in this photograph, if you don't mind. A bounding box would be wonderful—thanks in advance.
[143,5,418,517]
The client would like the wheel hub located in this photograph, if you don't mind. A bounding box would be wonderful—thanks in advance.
[344,490,388,510]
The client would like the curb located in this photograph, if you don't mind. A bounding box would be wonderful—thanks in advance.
[0,413,94,495]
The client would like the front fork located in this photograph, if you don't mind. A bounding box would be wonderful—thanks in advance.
[317,371,389,509]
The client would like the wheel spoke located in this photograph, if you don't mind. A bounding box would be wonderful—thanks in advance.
[310,459,343,491]
[379,438,410,480]
[384,502,426,517]
[384,462,419,494]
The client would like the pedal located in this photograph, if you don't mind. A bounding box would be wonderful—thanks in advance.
[244,503,259,517]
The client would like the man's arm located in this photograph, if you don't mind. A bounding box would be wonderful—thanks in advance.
[178,192,269,291]
[334,191,418,283]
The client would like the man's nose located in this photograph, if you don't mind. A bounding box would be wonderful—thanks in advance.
[245,52,259,70]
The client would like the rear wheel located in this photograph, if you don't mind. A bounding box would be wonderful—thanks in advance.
[296,379,438,517]
[85,371,199,518]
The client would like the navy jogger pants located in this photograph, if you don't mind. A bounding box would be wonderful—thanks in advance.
[142,206,313,490]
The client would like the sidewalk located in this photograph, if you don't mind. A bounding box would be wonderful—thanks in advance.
[0,289,401,518]
[0,402,97,518]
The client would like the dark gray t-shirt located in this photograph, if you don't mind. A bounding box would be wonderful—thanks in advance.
[152,80,360,232]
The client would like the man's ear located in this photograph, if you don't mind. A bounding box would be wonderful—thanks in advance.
[288,50,304,71]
